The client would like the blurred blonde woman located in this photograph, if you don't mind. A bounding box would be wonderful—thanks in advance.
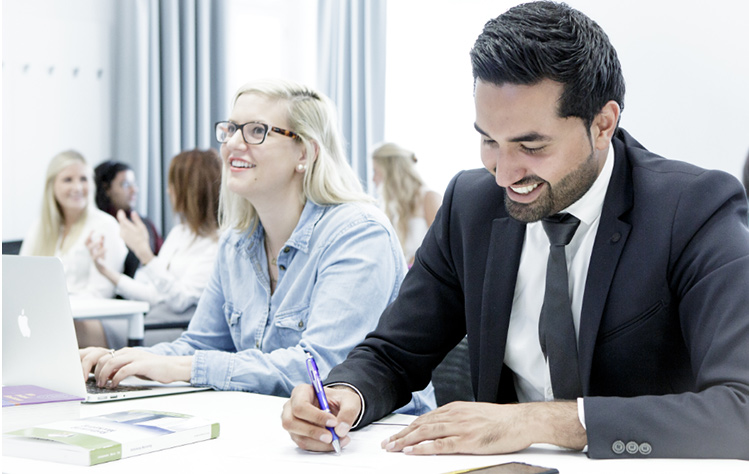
[20,150,127,299]
[85,149,222,349]
[80,79,434,415]
[372,143,441,265]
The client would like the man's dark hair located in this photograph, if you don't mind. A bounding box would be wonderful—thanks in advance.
[470,1,625,129]
[94,160,131,212]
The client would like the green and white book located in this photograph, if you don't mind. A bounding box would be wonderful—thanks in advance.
[3,409,220,466]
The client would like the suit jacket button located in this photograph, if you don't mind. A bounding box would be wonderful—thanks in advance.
[612,440,625,454]
[626,441,639,454]
[639,442,652,455]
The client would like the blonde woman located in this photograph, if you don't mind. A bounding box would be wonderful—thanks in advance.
[20,150,127,300]
[85,149,222,349]
[372,143,441,265]
[80,79,435,415]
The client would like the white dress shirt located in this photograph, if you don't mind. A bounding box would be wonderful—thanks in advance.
[115,223,219,312]
[503,145,614,423]
[20,208,128,299]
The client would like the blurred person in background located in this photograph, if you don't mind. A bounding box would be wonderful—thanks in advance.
[84,149,222,349]
[371,143,441,266]
[20,150,128,346]
[94,160,163,277]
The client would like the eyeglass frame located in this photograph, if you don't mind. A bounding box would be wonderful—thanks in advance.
[214,121,300,145]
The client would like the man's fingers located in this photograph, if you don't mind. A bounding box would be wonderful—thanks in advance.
[403,436,461,455]
[326,387,360,430]
[288,432,350,452]
[384,423,442,452]
[284,386,336,432]
[282,385,347,451]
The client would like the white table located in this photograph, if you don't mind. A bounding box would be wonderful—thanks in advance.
[2,391,747,473]
[69,298,149,346]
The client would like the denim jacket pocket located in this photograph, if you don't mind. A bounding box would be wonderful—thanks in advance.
[274,305,310,332]
[223,303,243,338]
[272,305,309,349]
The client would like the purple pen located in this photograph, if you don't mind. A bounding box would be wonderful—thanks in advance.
[305,352,342,454]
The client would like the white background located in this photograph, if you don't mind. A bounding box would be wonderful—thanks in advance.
[3,0,749,241]
[384,0,749,195]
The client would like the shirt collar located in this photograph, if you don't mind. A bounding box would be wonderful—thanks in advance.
[562,144,615,226]
[242,200,326,255]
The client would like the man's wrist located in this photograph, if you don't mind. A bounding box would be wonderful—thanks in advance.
[526,401,587,450]
[325,382,365,428]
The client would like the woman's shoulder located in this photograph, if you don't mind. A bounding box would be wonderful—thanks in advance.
[216,225,254,249]
[173,223,220,248]
[319,201,391,229]
[86,207,119,225]
[305,202,398,247]
[83,208,121,234]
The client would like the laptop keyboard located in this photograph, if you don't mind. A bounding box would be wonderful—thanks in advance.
[86,378,147,393]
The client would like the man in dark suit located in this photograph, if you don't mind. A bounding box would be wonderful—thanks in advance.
[282,1,749,459]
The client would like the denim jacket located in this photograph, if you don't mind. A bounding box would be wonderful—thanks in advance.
[145,200,434,414]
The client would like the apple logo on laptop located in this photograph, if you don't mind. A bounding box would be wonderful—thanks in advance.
[17,309,31,338]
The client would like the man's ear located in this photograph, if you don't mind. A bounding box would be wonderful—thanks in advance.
[591,100,621,151]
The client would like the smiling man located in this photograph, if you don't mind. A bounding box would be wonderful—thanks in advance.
[282,1,749,460]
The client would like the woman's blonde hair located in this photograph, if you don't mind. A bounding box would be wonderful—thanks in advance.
[169,148,221,238]
[372,142,426,247]
[219,79,371,232]
[31,150,93,256]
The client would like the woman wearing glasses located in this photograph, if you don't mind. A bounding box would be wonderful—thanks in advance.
[80,79,435,415]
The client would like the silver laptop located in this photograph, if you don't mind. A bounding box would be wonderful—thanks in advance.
[2,255,210,402]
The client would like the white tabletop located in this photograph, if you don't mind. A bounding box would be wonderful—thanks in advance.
[2,391,747,473]
[68,297,149,343]
[68,298,149,318]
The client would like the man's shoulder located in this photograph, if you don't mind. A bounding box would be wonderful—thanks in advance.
[446,169,507,215]
[615,129,745,220]
[617,129,739,190]
[452,168,498,187]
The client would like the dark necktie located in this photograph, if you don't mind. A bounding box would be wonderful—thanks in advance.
[538,213,582,400]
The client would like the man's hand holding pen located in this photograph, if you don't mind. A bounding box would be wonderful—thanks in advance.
[282,383,361,452]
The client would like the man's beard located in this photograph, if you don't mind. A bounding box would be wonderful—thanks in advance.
[504,149,599,223]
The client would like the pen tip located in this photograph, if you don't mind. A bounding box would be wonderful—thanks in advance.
[332,439,342,455]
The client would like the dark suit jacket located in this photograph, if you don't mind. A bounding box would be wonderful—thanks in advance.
[327,129,749,459]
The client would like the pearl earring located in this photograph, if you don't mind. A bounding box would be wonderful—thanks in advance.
[296,163,307,172]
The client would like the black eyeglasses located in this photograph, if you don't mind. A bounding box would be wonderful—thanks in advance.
[214,121,300,145]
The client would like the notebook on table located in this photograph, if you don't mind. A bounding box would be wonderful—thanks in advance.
[2,255,211,403]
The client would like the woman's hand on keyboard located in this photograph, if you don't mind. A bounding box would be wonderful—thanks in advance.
[79,346,193,387]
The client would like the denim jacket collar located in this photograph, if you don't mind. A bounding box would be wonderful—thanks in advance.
[235,200,327,257]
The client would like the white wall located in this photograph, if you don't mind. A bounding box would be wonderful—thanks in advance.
[2,0,117,241]
[5,1,747,241]
[1,0,318,243]
[384,0,749,196]
[224,0,318,99]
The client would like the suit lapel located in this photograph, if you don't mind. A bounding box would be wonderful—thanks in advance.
[578,133,633,394]
[477,216,526,402]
